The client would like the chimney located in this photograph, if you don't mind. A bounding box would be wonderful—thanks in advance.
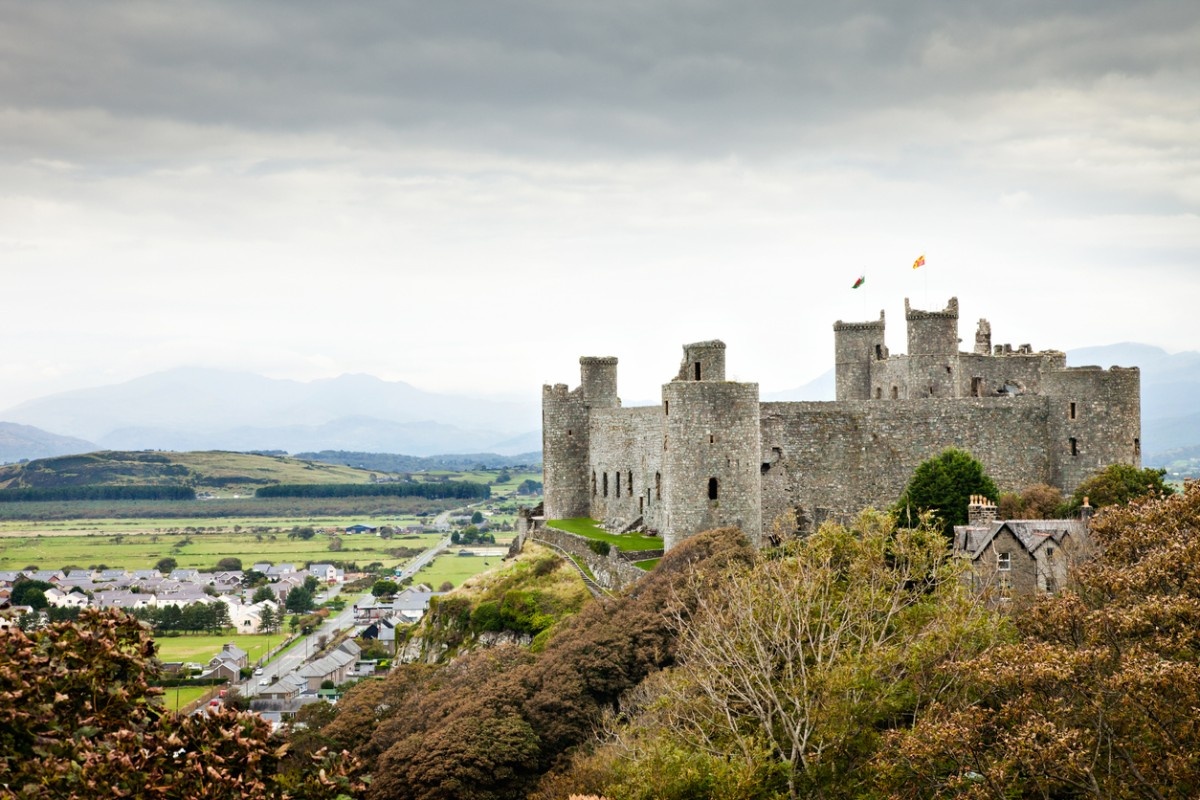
[1080,496,1093,525]
[967,494,997,526]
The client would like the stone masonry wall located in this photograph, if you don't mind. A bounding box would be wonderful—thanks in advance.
[588,406,665,532]
[529,525,650,591]
[759,397,1054,533]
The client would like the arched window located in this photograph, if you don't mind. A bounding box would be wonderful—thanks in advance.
[708,477,719,500]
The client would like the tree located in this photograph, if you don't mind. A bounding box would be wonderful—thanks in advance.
[0,609,365,799]
[1068,462,1173,511]
[303,574,322,594]
[997,482,1065,519]
[251,585,276,604]
[288,526,316,540]
[372,579,400,598]
[11,579,53,609]
[155,556,177,575]
[215,556,242,571]
[327,536,343,551]
[258,603,278,635]
[285,586,315,613]
[471,510,484,524]
[894,448,999,537]
[880,482,1200,799]
[599,511,1005,800]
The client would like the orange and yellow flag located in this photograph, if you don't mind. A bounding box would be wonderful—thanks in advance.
[912,254,926,269]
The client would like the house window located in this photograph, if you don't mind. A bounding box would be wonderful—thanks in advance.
[1070,437,1078,456]
[708,477,719,501]
[998,552,1011,571]
[999,574,1012,600]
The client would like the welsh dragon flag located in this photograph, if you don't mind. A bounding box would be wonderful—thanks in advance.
[852,275,865,289]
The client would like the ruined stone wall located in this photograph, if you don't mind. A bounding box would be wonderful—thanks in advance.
[906,298,960,398]
[955,351,1066,397]
[759,397,1054,532]
[662,380,762,550]
[587,406,664,532]
[529,525,650,591]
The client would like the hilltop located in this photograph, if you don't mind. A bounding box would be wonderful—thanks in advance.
[0,450,383,493]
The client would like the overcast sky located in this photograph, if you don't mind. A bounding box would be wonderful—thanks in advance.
[3,1,1198,412]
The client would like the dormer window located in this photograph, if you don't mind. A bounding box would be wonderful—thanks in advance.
[998,552,1011,571]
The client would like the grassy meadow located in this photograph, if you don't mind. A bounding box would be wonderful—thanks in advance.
[0,524,446,572]
[408,545,512,590]
[546,518,664,551]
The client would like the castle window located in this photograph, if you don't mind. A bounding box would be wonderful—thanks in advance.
[708,477,719,501]
[709,434,715,444]
[627,471,633,493]
[1070,437,1078,456]
[875,387,882,399]
[603,472,608,497]
[694,362,702,381]
[639,496,644,514]
[1134,438,1141,456]
[655,472,661,500]
[891,386,899,399]
[971,377,983,397]
[875,344,883,360]
[1069,402,1077,420]
[615,472,620,498]
[998,552,1011,571]
[664,400,669,415]
[567,429,573,436]
[592,471,596,496]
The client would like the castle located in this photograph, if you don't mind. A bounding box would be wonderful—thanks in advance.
[542,297,1141,551]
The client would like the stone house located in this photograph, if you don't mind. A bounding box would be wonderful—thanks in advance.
[953,495,1091,604]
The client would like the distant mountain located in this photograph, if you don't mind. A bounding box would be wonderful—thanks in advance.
[0,422,97,464]
[0,367,539,457]
[763,369,835,402]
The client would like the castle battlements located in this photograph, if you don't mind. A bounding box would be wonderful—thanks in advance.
[542,298,1141,551]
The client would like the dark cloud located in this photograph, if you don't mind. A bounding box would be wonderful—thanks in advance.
[2,1,1196,158]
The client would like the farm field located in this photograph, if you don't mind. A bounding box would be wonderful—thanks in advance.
[407,544,513,591]
[0,525,445,572]
[163,685,210,712]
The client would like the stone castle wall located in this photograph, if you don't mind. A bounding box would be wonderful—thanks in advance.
[542,297,1141,551]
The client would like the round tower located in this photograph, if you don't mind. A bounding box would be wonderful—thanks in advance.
[906,297,960,398]
[833,313,886,401]
[580,356,619,408]
[661,377,762,551]
[541,383,591,520]
[676,340,726,382]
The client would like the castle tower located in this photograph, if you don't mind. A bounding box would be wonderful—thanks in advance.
[833,312,886,401]
[661,341,761,551]
[1042,365,1141,493]
[676,340,726,382]
[541,356,620,521]
[906,297,960,398]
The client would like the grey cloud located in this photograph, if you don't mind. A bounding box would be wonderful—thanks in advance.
[3,1,1197,159]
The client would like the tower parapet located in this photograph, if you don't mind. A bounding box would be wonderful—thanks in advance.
[580,356,619,408]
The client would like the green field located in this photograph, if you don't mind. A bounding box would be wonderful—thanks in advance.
[407,546,512,591]
[0,525,445,572]
[162,685,210,712]
[154,633,280,665]
[546,518,664,551]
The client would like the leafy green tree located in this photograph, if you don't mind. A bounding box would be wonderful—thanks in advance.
[372,579,400,598]
[251,585,276,604]
[155,556,178,575]
[1069,462,1173,511]
[303,574,321,594]
[285,586,315,613]
[471,510,484,524]
[258,604,278,635]
[592,511,1005,800]
[11,579,53,609]
[215,557,242,571]
[894,448,999,536]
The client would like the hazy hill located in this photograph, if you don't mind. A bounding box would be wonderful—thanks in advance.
[0,450,383,492]
[0,422,97,464]
[0,367,539,457]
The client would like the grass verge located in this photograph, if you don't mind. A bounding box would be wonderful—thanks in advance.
[546,518,663,551]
